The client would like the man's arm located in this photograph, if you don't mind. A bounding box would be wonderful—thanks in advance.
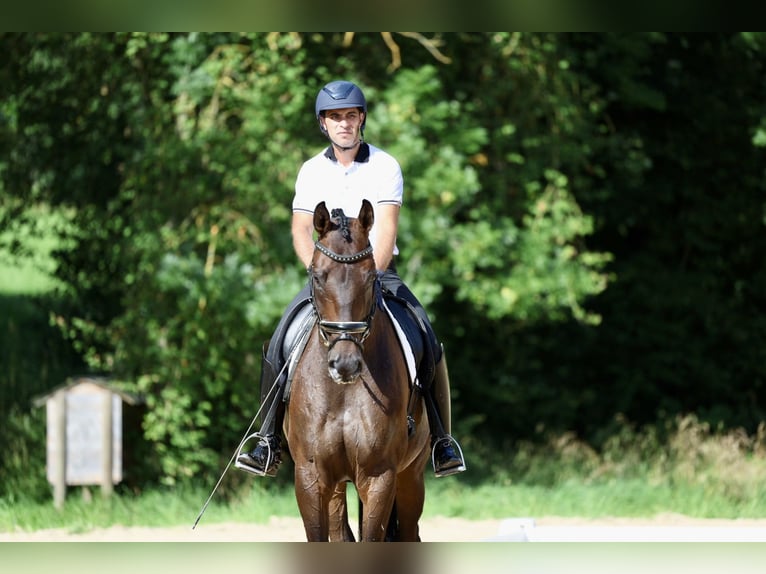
[291,211,315,269]
[373,203,400,272]
[293,203,399,271]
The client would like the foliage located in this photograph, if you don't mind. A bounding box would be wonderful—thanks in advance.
[1,33,766,492]
[0,407,50,501]
[0,291,86,499]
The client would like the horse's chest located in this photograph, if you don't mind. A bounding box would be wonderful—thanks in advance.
[313,391,400,449]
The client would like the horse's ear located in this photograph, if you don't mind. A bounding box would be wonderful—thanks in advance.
[313,202,331,235]
[358,199,374,232]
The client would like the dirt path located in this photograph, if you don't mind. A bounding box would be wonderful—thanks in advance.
[0,516,498,542]
[4,514,766,542]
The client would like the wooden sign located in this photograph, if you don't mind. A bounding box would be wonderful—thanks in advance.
[45,389,122,485]
[35,377,139,507]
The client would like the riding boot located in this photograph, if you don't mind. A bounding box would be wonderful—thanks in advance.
[236,341,284,477]
[426,346,466,477]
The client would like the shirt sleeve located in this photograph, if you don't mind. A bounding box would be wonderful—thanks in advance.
[292,160,318,214]
[376,150,404,207]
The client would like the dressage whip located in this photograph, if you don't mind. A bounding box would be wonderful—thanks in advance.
[191,358,290,530]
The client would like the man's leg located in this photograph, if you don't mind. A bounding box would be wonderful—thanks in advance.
[236,285,311,477]
[426,346,466,477]
[380,268,466,477]
[236,342,284,477]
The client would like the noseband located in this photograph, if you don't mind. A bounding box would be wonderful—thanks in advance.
[311,240,377,350]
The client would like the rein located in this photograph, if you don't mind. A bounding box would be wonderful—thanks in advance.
[311,239,377,350]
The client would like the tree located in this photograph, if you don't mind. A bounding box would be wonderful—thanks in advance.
[5,33,762,488]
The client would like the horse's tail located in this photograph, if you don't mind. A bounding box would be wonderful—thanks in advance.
[385,503,400,541]
[358,496,362,540]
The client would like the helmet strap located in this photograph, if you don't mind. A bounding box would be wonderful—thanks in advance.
[330,137,362,152]
[326,124,364,152]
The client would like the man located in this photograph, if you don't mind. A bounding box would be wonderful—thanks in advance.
[236,80,466,478]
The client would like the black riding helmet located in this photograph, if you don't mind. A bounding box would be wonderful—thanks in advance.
[315,80,367,138]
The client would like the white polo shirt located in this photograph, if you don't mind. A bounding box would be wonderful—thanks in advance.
[293,142,403,255]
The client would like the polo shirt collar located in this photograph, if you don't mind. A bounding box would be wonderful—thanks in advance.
[324,142,370,163]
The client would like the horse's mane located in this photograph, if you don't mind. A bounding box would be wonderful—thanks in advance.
[330,208,352,243]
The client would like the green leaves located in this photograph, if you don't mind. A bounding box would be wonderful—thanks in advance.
[449,185,610,324]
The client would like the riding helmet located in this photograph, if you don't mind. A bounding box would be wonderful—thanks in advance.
[315,80,367,135]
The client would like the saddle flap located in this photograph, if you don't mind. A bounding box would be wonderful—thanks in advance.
[282,303,316,360]
[282,303,317,403]
[379,296,424,387]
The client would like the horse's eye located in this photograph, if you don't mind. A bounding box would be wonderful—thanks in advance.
[312,269,328,285]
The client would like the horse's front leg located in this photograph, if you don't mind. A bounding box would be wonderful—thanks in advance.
[393,458,427,541]
[294,463,332,542]
[328,482,355,542]
[357,470,397,542]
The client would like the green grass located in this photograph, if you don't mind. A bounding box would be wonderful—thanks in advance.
[3,413,766,533]
[1,479,763,535]
[0,483,299,533]
[4,456,766,535]
[425,479,766,521]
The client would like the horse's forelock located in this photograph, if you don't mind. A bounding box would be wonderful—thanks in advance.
[330,208,353,243]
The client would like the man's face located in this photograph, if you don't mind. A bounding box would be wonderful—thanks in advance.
[321,107,365,148]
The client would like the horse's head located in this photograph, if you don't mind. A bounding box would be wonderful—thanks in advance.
[310,200,377,384]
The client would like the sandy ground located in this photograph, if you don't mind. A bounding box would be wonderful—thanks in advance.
[4,514,766,542]
[7,517,766,574]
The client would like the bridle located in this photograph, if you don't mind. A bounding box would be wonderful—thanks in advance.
[310,239,378,351]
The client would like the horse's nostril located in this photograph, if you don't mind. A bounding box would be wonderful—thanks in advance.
[345,359,361,375]
[328,352,362,383]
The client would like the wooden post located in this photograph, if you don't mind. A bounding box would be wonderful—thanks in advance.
[101,392,114,498]
[53,391,66,509]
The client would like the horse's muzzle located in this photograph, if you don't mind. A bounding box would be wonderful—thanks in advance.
[327,343,363,384]
[328,361,362,384]
[329,370,359,385]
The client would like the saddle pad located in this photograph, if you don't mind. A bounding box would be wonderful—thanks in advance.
[281,296,424,394]
[380,296,422,387]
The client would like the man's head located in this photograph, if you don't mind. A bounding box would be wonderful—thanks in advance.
[315,81,367,150]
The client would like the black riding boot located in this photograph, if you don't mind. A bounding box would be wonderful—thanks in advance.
[426,348,466,477]
[236,342,284,477]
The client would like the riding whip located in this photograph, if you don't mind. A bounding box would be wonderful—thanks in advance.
[191,358,290,530]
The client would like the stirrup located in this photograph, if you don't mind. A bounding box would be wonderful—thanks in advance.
[235,432,278,477]
[431,435,467,478]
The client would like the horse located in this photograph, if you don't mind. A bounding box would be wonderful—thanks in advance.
[284,199,431,542]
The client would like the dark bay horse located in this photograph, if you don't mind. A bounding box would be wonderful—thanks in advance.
[284,200,430,542]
